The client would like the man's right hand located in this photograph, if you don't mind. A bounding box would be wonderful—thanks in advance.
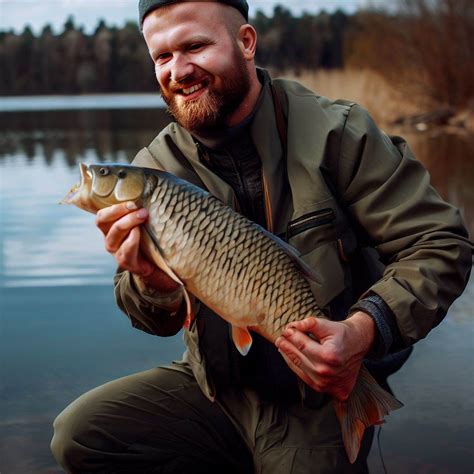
[95,201,179,293]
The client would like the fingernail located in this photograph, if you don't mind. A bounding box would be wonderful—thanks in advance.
[275,337,282,347]
[126,201,138,210]
[283,328,294,337]
[137,208,148,219]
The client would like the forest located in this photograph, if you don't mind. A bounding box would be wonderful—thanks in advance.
[1,0,473,110]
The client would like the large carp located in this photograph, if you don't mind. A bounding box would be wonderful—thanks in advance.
[63,162,402,463]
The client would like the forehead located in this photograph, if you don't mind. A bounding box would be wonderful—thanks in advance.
[143,2,229,46]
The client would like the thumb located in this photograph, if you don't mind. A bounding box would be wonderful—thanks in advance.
[289,317,336,339]
[310,317,339,339]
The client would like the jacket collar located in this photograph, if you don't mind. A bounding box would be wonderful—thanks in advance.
[169,68,291,234]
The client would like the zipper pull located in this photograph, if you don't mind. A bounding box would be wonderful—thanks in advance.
[194,141,211,166]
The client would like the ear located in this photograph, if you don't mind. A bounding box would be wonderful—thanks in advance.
[237,24,257,60]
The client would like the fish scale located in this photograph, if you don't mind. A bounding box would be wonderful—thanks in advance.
[64,162,403,464]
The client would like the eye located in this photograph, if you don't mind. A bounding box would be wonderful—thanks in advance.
[118,169,127,179]
[99,167,109,176]
[156,52,172,64]
[189,43,204,52]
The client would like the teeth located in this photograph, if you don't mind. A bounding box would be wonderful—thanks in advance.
[182,83,204,95]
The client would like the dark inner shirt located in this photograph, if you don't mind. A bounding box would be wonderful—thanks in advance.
[191,75,300,401]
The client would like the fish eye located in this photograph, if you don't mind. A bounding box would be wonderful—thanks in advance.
[118,169,127,179]
[98,167,109,176]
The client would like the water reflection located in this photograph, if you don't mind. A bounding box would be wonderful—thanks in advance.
[0,108,172,166]
[1,154,113,287]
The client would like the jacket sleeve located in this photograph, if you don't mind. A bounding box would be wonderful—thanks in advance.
[114,269,186,337]
[336,104,472,348]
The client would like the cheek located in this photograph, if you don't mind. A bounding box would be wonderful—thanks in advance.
[155,67,162,82]
[192,52,225,75]
[154,65,168,86]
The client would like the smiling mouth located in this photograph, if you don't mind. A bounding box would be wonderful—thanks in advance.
[177,80,209,98]
[182,83,204,95]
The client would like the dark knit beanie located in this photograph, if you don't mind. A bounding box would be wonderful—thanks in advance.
[139,0,249,26]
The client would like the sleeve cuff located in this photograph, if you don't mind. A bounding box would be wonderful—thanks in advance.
[132,273,183,312]
[349,293,402,358]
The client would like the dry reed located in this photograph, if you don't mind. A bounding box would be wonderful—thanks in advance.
[279,68,423,130]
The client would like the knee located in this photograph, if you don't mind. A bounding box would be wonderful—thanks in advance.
[51,406,71,469]
[50,394,97,472]
[50,401,80,471]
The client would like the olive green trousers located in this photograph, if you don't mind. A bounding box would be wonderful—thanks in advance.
[51,365,373,473]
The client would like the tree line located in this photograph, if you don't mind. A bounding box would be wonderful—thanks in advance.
[0,6,350,96]
[1,1,472,109]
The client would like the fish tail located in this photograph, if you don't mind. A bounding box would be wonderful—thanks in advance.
[333,365,403,464]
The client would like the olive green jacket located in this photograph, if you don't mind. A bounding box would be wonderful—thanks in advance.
[114,74,472,400]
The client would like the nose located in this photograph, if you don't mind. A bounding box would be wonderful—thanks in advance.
[170,53,195,83]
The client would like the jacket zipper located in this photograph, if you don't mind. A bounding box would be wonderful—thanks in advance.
[262,172,273,233]
[286,208,335,240]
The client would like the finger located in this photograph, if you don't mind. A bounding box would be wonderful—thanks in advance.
[286,317,318,334]
[288,317,339,342]
[281,327,322,354]
[279,351,314,386]
[104,209,149,254]
[96,202,139,234]
[279,348,338,395]
[280,327,331,367]
[277,334,338,380]
[278,351,329,394]
[114,226,142,273]
[276,336,316,375]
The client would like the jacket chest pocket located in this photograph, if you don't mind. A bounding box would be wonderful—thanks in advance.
[286,204,349,309]
[286,208,336,241]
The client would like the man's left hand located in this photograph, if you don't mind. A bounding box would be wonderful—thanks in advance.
[275,312,375,401]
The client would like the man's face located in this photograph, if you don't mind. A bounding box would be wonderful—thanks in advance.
[143,2,251,132]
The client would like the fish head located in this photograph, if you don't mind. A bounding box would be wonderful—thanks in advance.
[62,163,147,213]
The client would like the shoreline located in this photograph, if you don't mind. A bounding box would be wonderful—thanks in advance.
[0,93,165,112]
[1,86,472,134]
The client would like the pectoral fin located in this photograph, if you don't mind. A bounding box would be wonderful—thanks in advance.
[231,326,253,356]
[182,288,196,329]
[141,229,183,287]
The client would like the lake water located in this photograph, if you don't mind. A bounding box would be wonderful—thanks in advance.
[0,102,473,473]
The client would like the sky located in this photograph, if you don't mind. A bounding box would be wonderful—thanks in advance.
[0,0,371,34]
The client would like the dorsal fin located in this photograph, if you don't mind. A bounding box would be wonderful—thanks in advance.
[141,229,195,327]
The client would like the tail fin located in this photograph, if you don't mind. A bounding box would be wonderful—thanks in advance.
[333,365,403,464]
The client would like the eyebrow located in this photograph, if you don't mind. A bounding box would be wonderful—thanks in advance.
[177,34,214,49]
[151,34,214,59]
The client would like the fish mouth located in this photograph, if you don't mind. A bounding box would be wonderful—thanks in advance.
[79,162,93,186]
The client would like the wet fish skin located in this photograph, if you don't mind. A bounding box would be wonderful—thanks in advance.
[63,162,403,463]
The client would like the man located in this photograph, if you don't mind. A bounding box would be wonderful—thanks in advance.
[51,1,472,473]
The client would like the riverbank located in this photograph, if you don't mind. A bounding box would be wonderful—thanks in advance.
[281,69,474,135]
